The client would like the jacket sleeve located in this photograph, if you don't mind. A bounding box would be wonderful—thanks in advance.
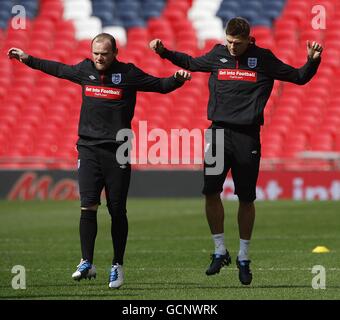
[25,56,83,84]
[130,65,184,93]
[263,50,321,85]
[158,46,216,72]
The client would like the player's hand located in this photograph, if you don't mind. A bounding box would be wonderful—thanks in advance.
[307,41,323,60]
[149,39,165,54]
[174,69,191,82]
[7,47,29,63]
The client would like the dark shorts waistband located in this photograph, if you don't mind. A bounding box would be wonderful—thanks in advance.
[212,121,260,133]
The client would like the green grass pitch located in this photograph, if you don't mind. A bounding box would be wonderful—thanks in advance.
[0,199,339,300]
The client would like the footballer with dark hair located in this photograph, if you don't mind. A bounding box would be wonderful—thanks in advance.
[150,17,323,285]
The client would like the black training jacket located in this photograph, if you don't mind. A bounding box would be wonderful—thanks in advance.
[159,43,321,126]
[25,56,184,144]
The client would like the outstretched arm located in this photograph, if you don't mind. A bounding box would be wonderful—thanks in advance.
[264,41,323,85]
[131,65,191,93]
[307,40,323,60]
[149,39,166,56]
[150,39,214,72]
[7,47,29,63]
[8,47,83,84]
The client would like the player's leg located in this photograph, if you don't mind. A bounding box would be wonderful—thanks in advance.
[231,126,261,285]
[205,193,224,235]
[203,127,232,275]
[204,193,232,275]
[72,144,104,281]
[235,201,255,284]
[101,143,131,289]
[238,201,255,243]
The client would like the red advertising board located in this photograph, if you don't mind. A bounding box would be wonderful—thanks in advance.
[222,171,340,200]
[2,170,340,200]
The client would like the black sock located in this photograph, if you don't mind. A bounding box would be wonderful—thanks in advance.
[79,209,97,264]
[111,213,128,266]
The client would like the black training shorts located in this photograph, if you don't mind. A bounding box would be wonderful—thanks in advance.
[77,143,131,208]
[202,122,261,202]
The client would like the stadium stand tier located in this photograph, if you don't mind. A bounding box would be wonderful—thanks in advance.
[0,0,339,170]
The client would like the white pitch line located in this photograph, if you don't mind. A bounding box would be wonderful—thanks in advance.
[1,267,340,272]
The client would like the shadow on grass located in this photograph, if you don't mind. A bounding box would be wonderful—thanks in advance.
[127,282,340,290]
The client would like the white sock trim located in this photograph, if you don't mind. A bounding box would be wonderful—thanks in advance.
[212,233,226,255]
[238,238,250,261]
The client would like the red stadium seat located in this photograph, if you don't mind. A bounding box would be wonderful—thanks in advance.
[127,27,150,43]
[147,18,171,35]
[0,0,338,170]
[309,133,334,151]
[170,113,192,129]
[299,30,323,43]
[274,17,298,32]
[29,28,54,43]
[145,114,167,130]
[39,1,64,23]
[33,17,56,32]
[335,134,340,151]
[171,19,195,34]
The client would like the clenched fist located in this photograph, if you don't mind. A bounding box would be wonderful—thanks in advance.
[149,39,165,55]
[174,69,191,82]
[7,47,29,63]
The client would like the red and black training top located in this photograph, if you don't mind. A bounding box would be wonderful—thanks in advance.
[158,41,321,126]
[25,56,184,145]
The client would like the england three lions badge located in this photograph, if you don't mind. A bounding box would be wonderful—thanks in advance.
[247,58,257,68]
[112,73,122,84]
